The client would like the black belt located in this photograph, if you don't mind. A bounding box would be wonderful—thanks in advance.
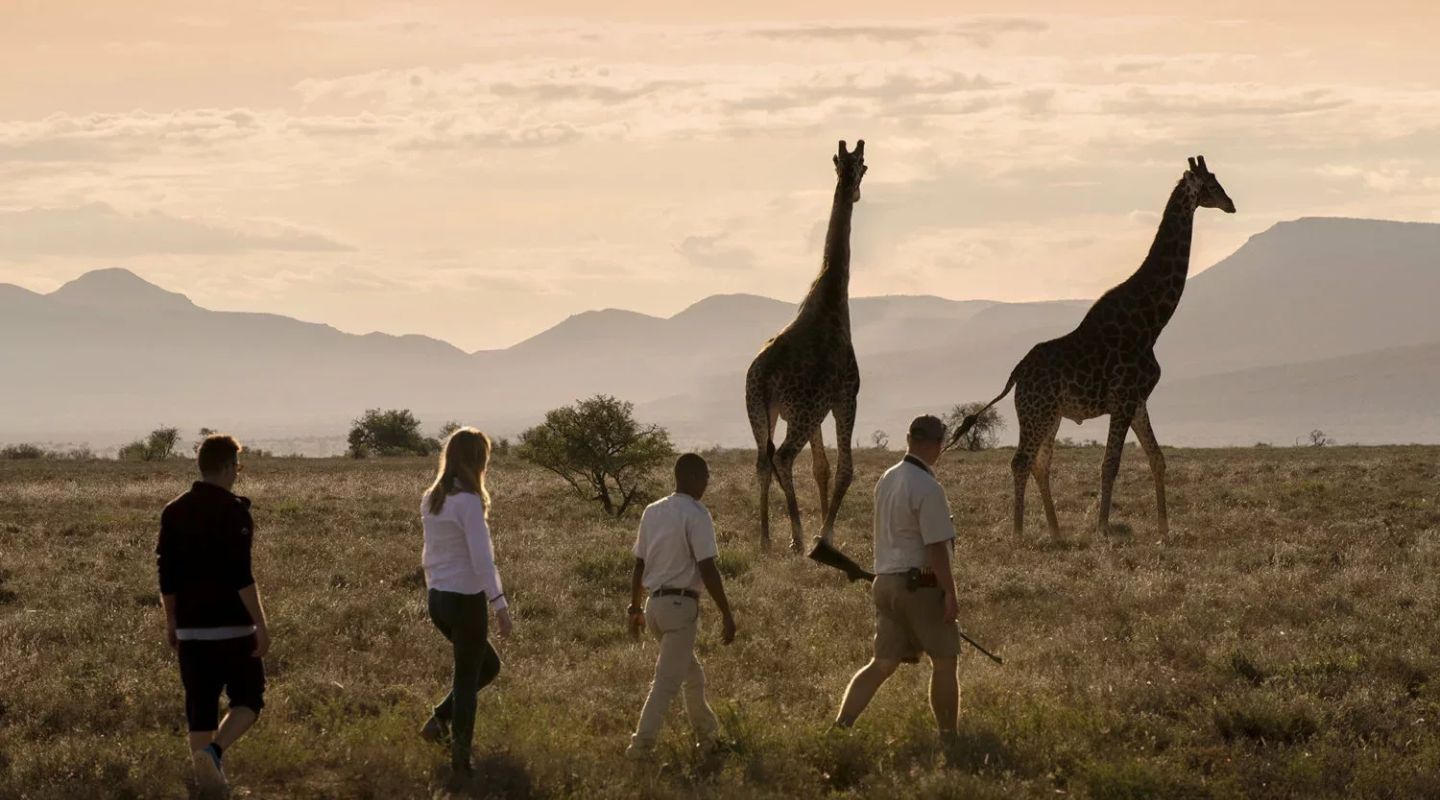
[651,588,700,600]
[881,569,939,590]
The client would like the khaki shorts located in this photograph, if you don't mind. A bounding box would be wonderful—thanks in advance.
[873,573,960,663]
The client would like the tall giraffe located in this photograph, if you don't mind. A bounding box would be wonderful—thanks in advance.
[746,139,867,556]
[950,156,1235,541]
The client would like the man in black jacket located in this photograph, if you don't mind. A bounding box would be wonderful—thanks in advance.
[157,434,270,797]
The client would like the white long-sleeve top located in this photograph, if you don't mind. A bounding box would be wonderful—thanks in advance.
[421,491,507,610]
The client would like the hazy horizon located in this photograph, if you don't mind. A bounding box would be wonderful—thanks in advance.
[5,3,1440,350]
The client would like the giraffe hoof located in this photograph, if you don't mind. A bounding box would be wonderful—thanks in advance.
[788,539,804,554]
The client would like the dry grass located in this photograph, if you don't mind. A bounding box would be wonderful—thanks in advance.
[2,446,1439,799]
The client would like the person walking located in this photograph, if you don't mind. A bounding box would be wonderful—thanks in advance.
[419,427,513,785]
[625,453,736,760]
[157,434,269,798]
[834,415,962,740]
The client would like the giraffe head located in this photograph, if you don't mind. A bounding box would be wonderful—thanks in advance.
[834,139,867,202]
[1184,155,1236,213]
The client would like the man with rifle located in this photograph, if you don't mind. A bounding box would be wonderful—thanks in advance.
[833,415,963,742]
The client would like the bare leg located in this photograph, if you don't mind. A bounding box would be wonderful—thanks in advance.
[809,427,831,524]
[1031,413,1063,540]
[1130,404,1168,539]
[835,658,900,727]
[929,656,959,734]
[214,706,257,749]
[1097,410,1135,536]
[820,395,857,541]
[188,731,214,753]
[773,416,818,552]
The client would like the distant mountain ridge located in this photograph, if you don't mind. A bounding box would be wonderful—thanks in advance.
[2,216,1438,451]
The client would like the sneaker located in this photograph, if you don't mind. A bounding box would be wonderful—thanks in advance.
[419,715,450,745]
[191,746,228,797]
[624,742,656,762]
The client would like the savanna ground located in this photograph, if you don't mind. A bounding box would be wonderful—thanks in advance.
[2,445,1439,799]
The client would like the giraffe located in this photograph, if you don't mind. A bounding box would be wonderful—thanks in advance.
[746,139,867,558]
[948,156,1235,542]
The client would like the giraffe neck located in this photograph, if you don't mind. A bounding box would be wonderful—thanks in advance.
[794,181,855,331]
[1129,178,1199,327]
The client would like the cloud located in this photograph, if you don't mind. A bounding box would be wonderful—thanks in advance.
[0,203,351,259]
[676,234,757,272]
[746,17,1048,47]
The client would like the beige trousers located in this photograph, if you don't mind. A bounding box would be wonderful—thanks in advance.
[630,595,720,748]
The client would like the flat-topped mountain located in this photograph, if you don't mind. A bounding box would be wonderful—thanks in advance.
[2,216,1438,449]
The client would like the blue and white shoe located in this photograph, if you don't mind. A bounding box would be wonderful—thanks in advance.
[191,745,228,797]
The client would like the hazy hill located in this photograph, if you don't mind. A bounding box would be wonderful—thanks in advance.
[2,217,1438,451]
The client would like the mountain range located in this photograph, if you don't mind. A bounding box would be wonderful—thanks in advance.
[2,216,1438,453]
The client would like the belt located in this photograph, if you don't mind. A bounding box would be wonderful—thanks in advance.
[881,569,939,589]
[651,588,699,600]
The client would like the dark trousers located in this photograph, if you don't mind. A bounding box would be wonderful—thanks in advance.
[428,589,501,768]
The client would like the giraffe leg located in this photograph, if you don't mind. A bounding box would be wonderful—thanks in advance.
[1010,402,1051,542]
[1130,403,1168,539]
[1097,410,1135,537]
[1031,413,1063,540]
[774,416,819,553]
[748,391,780,550]
[819,395,857,542]
[809,427,831,524]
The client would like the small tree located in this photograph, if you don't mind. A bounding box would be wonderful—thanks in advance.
[0,443,47,460]
[518,395,675,517]
[437,421,462,441]
[347,409,434,458]
[1307,429,1334,447]
[870,429,889,450]
[119,426,181,461]
[944,402,1006,451]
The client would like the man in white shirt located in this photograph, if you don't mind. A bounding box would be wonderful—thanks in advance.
[834,415,961,738]
[625,453,737,759]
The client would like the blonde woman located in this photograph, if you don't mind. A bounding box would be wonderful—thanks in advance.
[418,428,513,781]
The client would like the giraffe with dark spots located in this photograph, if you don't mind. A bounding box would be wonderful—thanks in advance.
[949,156,1236,541]
[746,139,866,555]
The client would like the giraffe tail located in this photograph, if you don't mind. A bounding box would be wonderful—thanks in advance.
[944,372,1017,452]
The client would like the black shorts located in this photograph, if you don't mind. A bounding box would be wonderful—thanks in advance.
[177,635,266,731]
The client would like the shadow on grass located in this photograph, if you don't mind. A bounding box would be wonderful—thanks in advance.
[434,751,536,799]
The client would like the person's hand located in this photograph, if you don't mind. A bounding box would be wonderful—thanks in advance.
[495,607,514,639]
[720,612,737,645]
[165,622,178,652]
[252,624,270,659]
[942,592,959,625]
[627,606,645,639]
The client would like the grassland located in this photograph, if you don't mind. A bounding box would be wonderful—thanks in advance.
[2,445,1439,799]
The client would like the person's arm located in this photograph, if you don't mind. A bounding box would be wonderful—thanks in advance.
[918,484,959,623]
[460,497,512,636]
[689,508,735,644]
[227,506,269,656]
[925,542,959,623]
[628,558,646,638]
[239,583,270,657]
[696,558,736,644]
[156,510,179,650]
[161,593,178,650]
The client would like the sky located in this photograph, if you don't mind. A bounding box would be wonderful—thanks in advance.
[2,1,1439,351]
